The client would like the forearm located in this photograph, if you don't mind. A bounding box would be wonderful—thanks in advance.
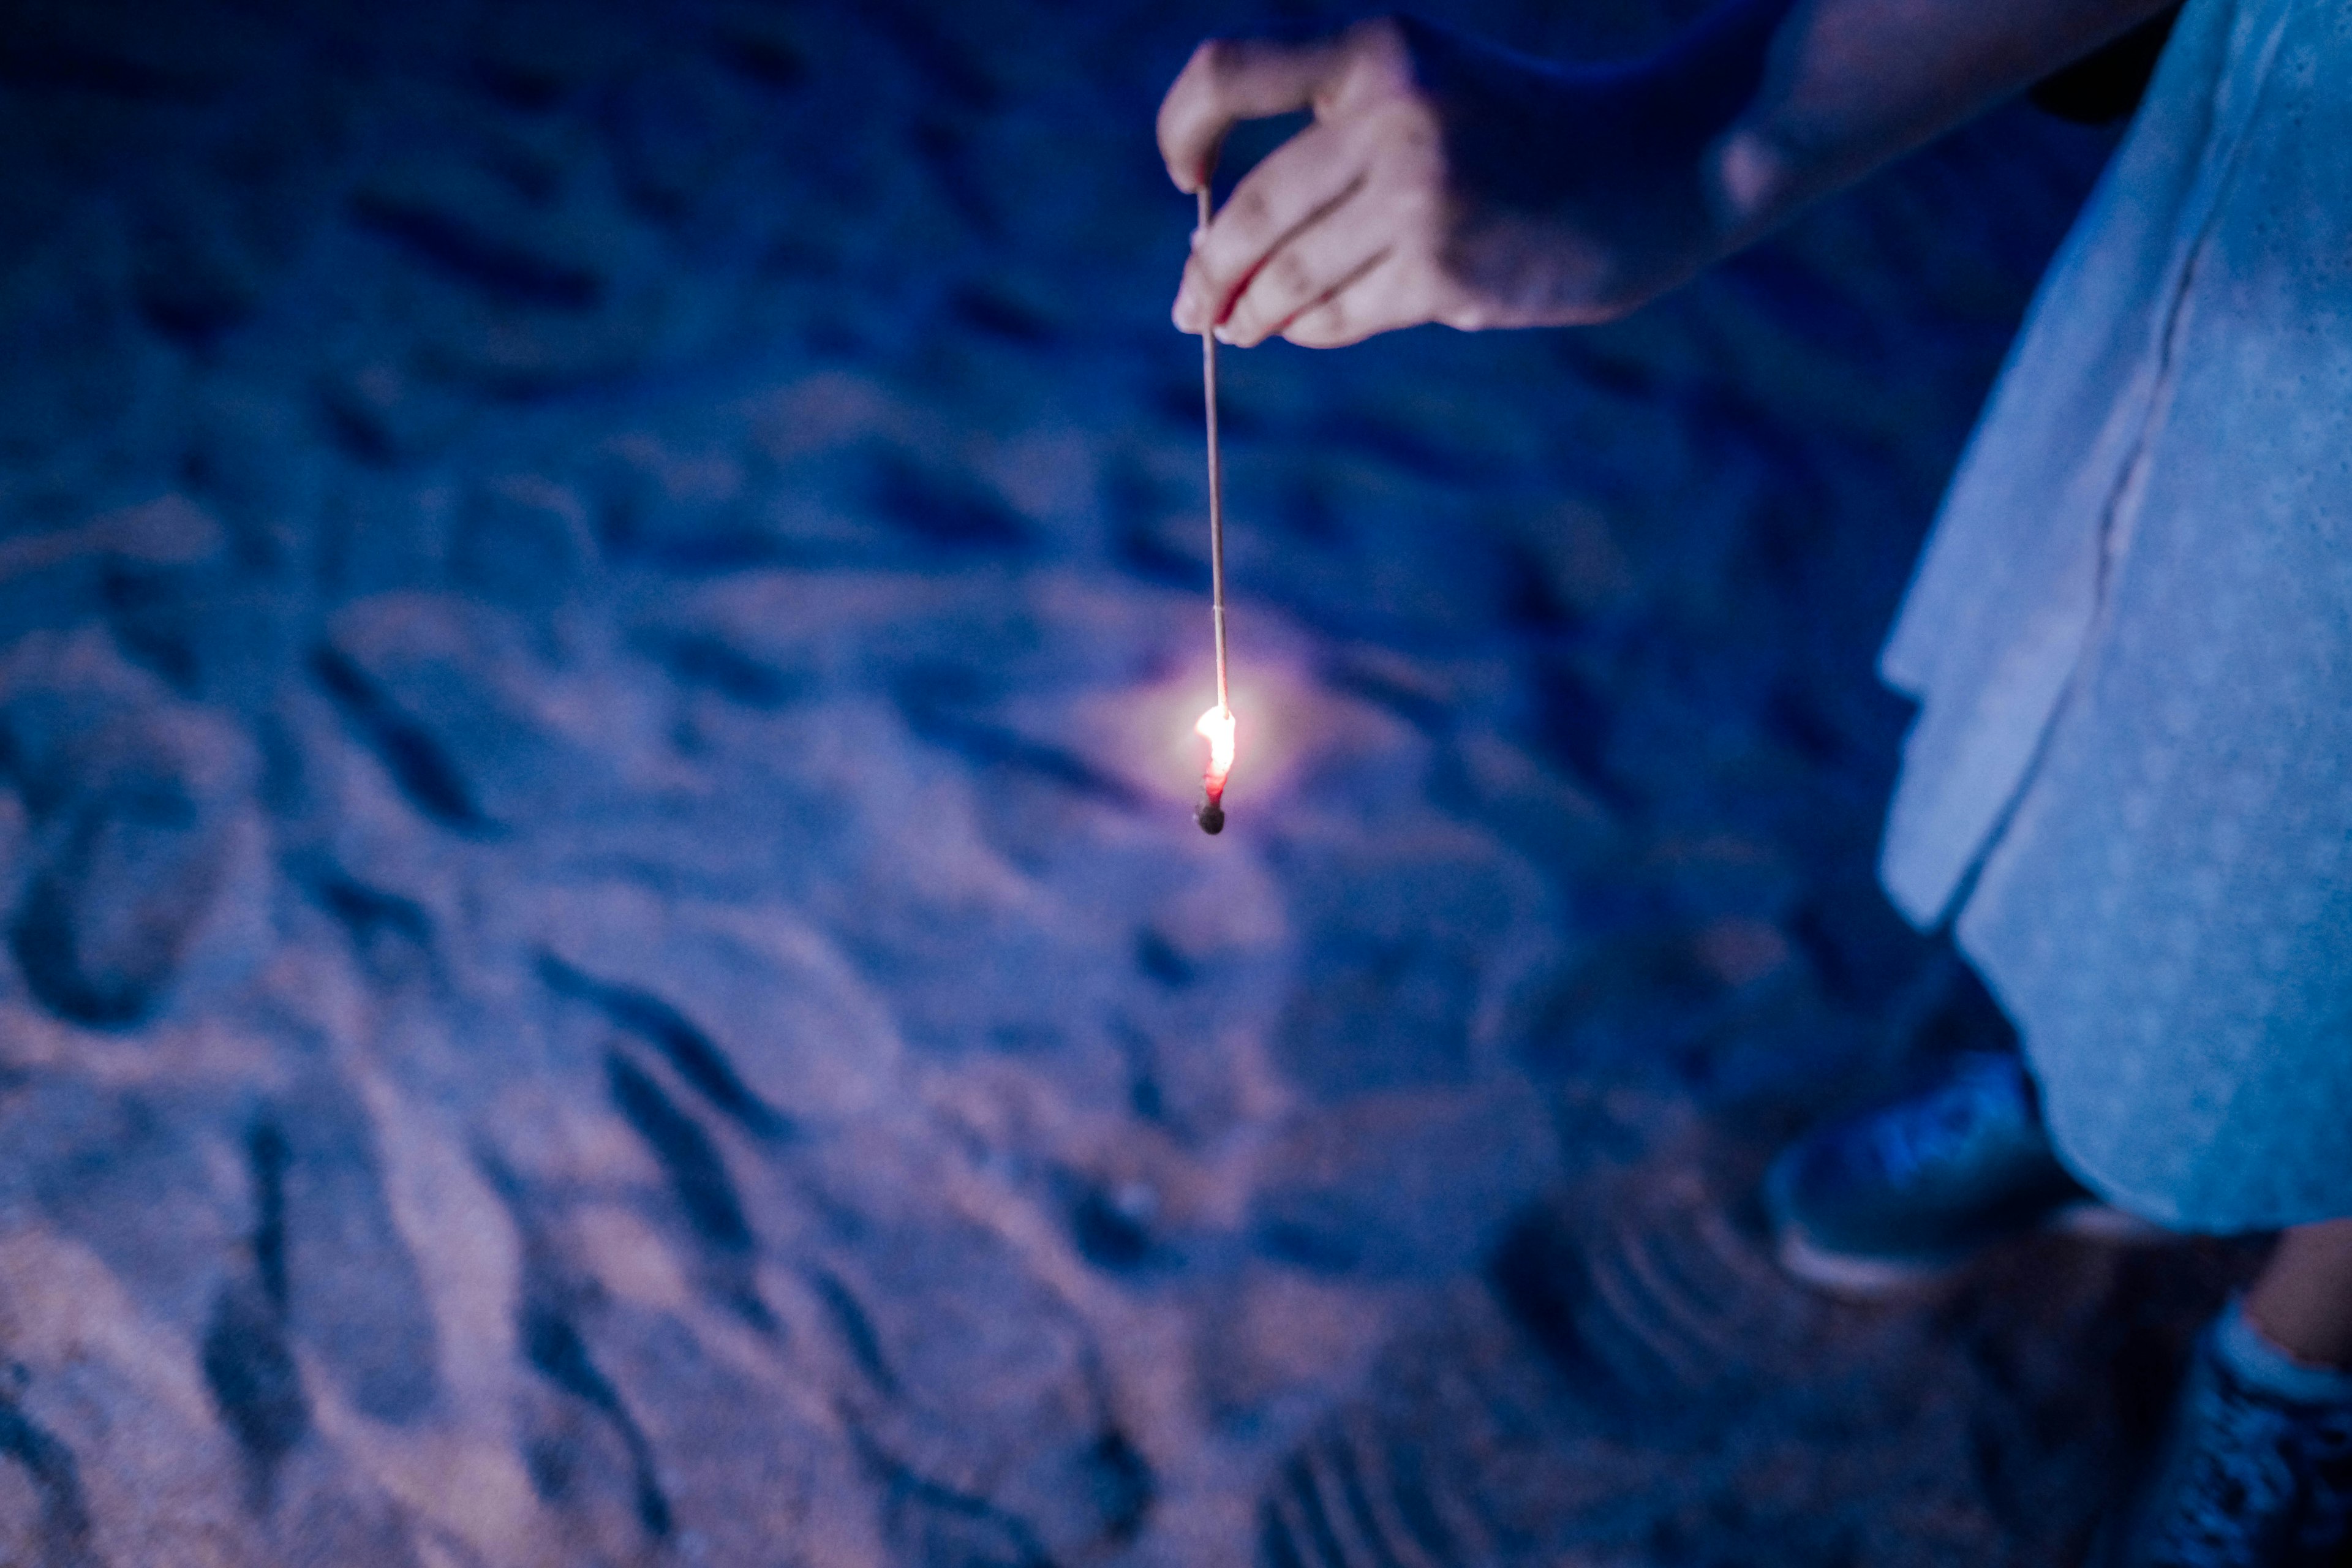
[1704,0,2181,252]
[1390,0,2177,322]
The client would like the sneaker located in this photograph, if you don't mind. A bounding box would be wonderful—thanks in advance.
[2099,1302,2352,1568]
[1763,1051,2149,1294]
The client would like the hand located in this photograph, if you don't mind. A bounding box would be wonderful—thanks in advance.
[1159,0,2182,351]
[1158,16,1743,349]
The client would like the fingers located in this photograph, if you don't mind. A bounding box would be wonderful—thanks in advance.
[1281,255,1428,348]
[1158,18,1441,349]
[1156,32,1354,193]
[1174,118,1368,335]
[1215,187,1392,347]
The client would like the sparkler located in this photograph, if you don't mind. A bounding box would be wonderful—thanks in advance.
[1194,184,1234,835]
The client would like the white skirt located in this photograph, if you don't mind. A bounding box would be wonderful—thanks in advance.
[1875,0,2352,1231]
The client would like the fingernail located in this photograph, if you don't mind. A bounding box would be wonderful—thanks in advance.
[1212,323,1236,345]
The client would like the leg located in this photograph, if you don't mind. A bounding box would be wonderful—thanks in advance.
[2245,1218,2352,1369]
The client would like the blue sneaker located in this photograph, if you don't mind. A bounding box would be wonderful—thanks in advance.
[1763,1051,2151,1294]
[2100,1302,2352,1567]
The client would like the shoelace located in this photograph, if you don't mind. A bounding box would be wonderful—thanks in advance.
[2147,1372,2352,1566]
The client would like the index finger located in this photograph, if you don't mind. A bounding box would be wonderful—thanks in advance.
[1156,33,1354,194]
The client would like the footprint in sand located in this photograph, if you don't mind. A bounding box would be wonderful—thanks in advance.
[0,635,258,1030]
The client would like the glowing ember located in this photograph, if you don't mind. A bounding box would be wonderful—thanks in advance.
[1194,701,1235,833]
[1195,703,1235,790]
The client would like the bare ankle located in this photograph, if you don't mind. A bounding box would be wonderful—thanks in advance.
[2244,1218,2352,1370]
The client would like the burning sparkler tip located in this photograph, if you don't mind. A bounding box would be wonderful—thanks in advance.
[1192,703,1234,833]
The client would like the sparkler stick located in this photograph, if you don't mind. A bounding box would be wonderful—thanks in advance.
[1194,184,1235,835]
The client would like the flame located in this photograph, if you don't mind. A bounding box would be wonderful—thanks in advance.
[1194,703,1235,796]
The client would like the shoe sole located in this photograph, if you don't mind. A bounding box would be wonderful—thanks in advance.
[1773,1226,1970,1296]
[1774,1200,2171,1300]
